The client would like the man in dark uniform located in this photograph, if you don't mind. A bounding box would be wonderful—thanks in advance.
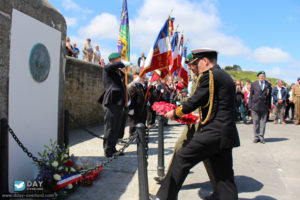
[99,52,127,158]
[151,49,240,200]
[157,79,171,125]
[128,73,148,136]
[248,71,272,144]
[146,83,159,127]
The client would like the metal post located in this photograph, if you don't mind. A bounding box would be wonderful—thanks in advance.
[0,118,9,194]
[157,115,165,177]
[64,110,69,146]
[136,123,149,200]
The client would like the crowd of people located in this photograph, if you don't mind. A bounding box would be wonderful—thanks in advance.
[65,37,105,66]
[234,75,300,126]
[64,36,300,199]
[97,52,192,157]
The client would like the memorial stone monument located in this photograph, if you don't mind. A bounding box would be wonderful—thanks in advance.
[0,0,66,192]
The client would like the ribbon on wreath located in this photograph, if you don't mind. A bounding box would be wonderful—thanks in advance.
[53,166,104,191]
[53,174,82,191]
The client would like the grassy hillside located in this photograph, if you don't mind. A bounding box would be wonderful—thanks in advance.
[225,70,280,86]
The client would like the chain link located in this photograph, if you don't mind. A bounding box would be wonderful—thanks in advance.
[145,127,149,161]
[7,120,141,176]
[69,113,105,140]
[69,113,135,144]
[80,133,138,175]
[8,126,45,167]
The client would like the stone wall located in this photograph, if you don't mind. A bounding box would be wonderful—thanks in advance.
[65,57,132,129]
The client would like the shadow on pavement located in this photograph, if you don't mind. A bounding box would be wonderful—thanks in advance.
[180,175,265,199]
[239,195,277,200]
[67,155,138,200]
[69,125,104,146]
[264,138,288,143]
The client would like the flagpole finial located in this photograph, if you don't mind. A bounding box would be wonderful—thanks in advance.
[184,38,189,46]
[168,8,174,18]
[175,24,179,32]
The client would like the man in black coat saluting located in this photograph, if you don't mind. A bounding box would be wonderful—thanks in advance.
[99,52,127,158]
[150,49,240,200]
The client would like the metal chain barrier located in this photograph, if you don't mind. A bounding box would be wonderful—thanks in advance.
[68,113,105,140]
[7,123,139,175]
[145,127,149,161]
[7,125,46,168]
[68,113,134,143]
[79,132,139,175]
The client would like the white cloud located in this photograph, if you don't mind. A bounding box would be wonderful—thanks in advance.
[253,47,291,63]
[130,0,250,56]
[78,13,118,39]
[62,0,92,14]
[266,66,281,76]
[130,53,138,65]
[65,17,77,27]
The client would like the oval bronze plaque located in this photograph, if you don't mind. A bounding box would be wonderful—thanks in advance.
[29,43,50,83]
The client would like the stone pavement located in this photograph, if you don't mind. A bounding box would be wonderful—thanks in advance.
[67,119,300,200]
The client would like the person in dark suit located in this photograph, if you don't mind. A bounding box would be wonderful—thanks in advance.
[150,49,240,200]
[127,73,148,136]
[271,80,287,124]
[99,52,127,158]
[137,52,146,68]
[248,71,272,144]
[146,84,159,127]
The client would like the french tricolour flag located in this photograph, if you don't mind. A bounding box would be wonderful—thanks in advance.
[170,31,180,74]
[139,17,173,78]
[179,46,188,86]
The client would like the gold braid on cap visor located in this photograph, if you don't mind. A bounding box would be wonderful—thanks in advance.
[175,70,214,125]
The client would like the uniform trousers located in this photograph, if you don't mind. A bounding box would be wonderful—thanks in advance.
[251,110,267,139]
[147,105,156,126]
[118,108,128,139]
[156,132,238,200]
[103,104,123,155]
[168,124,217,192]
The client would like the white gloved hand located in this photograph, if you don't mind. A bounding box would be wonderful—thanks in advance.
[122,60,130,67]
[134,77,141,83]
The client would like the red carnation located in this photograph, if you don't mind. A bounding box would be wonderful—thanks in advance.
[65,160,74,167]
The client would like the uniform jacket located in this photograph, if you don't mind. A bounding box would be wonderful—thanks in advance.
[271,86,287,105]
[248,81,272,112]
[175,65,240,149]
[128,83,147,123]
[99,62,126,106]
[157,83,171,102]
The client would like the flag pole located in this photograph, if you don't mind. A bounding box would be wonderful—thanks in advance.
[184,38,189,46]
[168,8,174,18]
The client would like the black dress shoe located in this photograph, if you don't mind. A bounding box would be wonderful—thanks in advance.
[149,194,160,200]
[260,138,265,144]
[105,153,113,158]
[105,150,125,158]
[204,192,219,200]
[154,176,165,184]
[253,138,260,143]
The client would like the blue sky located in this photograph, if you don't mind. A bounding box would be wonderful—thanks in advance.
[48,0,300,84]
